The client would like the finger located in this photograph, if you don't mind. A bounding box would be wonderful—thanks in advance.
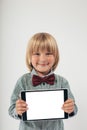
[16,103,28,108]
[17,110,26,116]
[63,102,74,108]
[16,100,28,107]
[17,106,28,111]
[62,105,74,114]
[16,99,27,104]
[16,106,29,115]
[64,99,74,104]
[16,104,28,113]
[63,108,74,114]
[63,106,74,110]
[63,99,74,107]
[63,106,74,111]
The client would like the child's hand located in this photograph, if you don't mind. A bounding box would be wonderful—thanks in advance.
[62,98,74,114]
[16,99,28,116]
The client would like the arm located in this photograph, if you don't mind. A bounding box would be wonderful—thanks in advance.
[8,78,26,120]
[61,77,78,117]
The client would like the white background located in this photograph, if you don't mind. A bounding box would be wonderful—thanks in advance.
[0,0,87,130]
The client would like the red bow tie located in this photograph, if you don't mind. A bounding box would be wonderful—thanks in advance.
[32,74,55,86]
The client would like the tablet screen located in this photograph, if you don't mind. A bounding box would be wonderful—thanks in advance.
[21,89,68,121]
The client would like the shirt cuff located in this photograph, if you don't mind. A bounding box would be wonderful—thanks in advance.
[69,111,74,117]
[18,114,22,119]
[14,109,22,119]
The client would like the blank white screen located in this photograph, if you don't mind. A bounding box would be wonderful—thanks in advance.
[26,90,64,120]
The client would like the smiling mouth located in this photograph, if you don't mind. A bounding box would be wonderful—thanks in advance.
[38,63,49,66]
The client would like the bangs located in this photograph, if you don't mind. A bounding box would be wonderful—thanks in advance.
[32,41,55,53]
[31,34,55,53]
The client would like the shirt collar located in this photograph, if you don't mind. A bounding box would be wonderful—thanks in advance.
[31,69,54,77]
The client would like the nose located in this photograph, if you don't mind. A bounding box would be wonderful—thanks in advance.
[40,54,47,61]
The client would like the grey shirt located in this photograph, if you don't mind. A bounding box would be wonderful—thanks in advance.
[8,71,78,130]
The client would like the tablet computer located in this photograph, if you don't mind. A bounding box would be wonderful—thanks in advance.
[21,89,68,121]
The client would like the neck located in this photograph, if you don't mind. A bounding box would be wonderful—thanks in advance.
[35,70,52,77]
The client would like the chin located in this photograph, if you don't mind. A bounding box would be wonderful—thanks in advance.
[37,69,51,75]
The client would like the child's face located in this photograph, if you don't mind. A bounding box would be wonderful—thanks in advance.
[31,50,55,76]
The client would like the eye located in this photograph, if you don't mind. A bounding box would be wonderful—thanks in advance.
[46,52,53,55]
[33,52,40,55]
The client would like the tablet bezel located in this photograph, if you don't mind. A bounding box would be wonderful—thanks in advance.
[21,89,68,121]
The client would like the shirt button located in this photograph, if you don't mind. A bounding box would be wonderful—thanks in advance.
[43,82,45,85]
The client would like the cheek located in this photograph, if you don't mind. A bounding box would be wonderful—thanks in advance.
[31,57,37,64]
[49,57,55,64]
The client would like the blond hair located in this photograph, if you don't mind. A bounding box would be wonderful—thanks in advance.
[26,32,59,71]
